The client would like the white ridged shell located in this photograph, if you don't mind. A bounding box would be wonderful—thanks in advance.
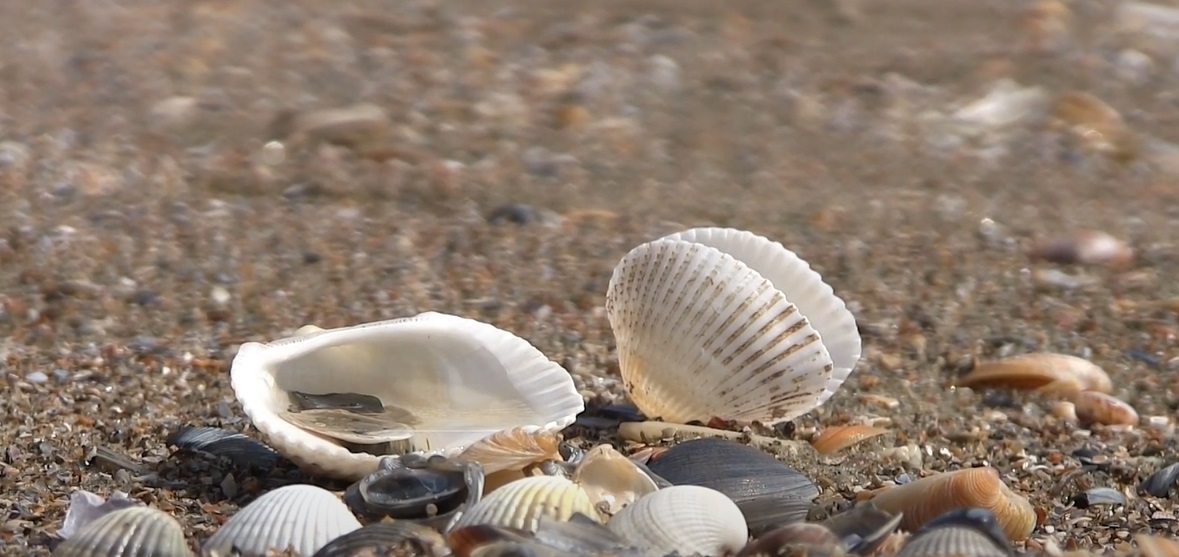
[606,485,748,556]
[456,426,563,474]
[230,311,585,480]
[53,506,192,557]
[201,484,361,557]
[450,475,600,532]
[606,227,861,424]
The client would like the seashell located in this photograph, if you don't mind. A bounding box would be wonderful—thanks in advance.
[859,467,1035,542]
[1073,487,1126,508]
[1073,391,1139,427]
[1140,462,1179,497]
[810,424,889,455]
[1136,533,1179,557]
[896,507,1012,557]
[230,311,585,480]
[645,438,819,535]
[734,523,842,557]
[820,503,904,555]
[1051,91,1139,162]
[607,485,749,557]
[166,426,281,471]
[956,353,1112,394]
[450,514,634,557]
[605,227,862,425]
[457,426,563,475]
[450,475,600,533]
[570,444,661,518]
[310,522,449,557]
[60,490,140,540]
[618,420,812,456]
[202,484,361,557]
[344,453,483,530]
[1029,230,1134,269]
[53,506,192,557]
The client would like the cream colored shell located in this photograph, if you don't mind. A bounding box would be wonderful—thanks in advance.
[606,227,861,424]
[450,475,600,533]
[230,312,585,480]
[606,485,749,556]
[201,484,361,557]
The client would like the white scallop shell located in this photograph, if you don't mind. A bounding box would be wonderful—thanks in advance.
[231,311,585,480]
[606,485,748,556]
[606,227,860,424]
[53,506,192,557]
[201,484,361,557]
[661,227,862,406]
[450,475,601,533]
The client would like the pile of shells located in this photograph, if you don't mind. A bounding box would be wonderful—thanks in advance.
[47,227,1167,555]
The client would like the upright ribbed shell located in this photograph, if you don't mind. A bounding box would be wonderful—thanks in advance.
[606,485,748,557]
[450,475,599,533]
[201,484,361,557]
[897,525,1011,557]
[53,506,192,557]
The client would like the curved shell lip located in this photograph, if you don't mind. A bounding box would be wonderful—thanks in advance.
[660,227,862,406]
[231,311,585,480]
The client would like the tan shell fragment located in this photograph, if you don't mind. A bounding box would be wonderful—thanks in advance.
[956,353,1112,394]
[1136,533,1179,557]
[1073,391,1139,426]
[571,444,660,518]
[859,467,1036,541]
[810,425,889,455]
[457,427,563,475]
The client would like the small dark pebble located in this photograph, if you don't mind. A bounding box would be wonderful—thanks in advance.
[167,426,281,471]
[487,204,539,225]
[1125,348,1162,369]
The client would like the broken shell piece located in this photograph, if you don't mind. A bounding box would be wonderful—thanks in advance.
[53,506,192,557]
[230,312,584,480]
[645,438,819,535]
[956,353,1112,394]
[896,507,1012,557]
[457,427,563,475]
[1139,462,1179,498]
[605,227,862,425]
[570,444,661,518]
[167,426,281,471]
[734,523,842,557]
[607,485,749,557]
[450,514,633,557]
[859,467,1035,541]
[450,475,600,533]
[1073,391,1139,427]
[820,503,905,555]
[202,484,361,557]
[811,425,889,455]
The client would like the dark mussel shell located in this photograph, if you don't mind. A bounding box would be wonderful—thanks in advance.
[345,453,484,530]
[166,426,280,470]
[820,503,904,555]
[645,438,819,535]
[896,507,1012,557]
[311,522,449,557]
[1139,462,1179,498]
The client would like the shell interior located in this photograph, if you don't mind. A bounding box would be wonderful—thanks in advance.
[231,312,585,479]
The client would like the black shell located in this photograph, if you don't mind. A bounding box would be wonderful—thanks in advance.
[897,508,1012,557]
[1140,462,1179,498]
[345,454,484,530]
[166,426,280,470]
[645,438,819,535]
[310,522,449,557]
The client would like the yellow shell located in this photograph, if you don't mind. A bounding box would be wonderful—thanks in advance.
[1073,391,1139,426]
[457,427,563,475]
[860,467,1036,541]
[810,425,889,455]
[450,475,600,533]
[956,353,1111,394]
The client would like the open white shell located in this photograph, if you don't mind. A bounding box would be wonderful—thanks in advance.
[606,227,861,425]
[230,311,585,480]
